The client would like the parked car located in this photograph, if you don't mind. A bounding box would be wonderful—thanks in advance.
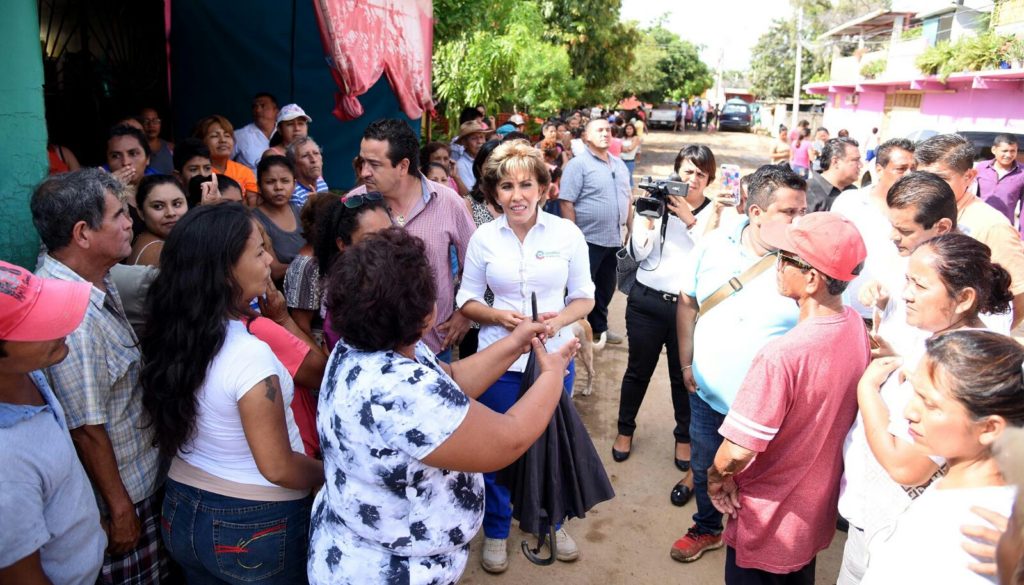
[648,102,678,129]
[718,99,753,132]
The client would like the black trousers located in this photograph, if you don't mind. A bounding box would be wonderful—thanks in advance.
[616,283,690,443]
[587,242,619,335]
[725,547,815,585]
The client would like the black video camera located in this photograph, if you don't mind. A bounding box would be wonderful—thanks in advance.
[635,177,689,219]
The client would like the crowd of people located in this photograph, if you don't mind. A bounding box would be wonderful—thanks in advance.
[2,88,1024,585]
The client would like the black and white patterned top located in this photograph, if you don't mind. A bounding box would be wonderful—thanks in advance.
[308,340,484,585]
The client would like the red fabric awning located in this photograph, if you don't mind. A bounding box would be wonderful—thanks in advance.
[314,0,434,121]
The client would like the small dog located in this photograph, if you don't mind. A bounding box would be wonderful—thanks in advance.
[569,319,604,396]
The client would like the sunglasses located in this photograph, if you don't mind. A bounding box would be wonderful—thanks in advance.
[776,250,813,271]
[341,191,383,209]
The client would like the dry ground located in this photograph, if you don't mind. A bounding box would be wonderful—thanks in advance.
[459,128,847,585]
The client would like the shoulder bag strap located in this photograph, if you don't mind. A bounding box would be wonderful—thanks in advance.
[697,253,776,318]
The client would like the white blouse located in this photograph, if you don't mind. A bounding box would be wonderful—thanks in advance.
[456,211,595,372]
[630,201,714,294]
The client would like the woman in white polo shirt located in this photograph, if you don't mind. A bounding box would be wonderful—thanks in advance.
[456,140,595,574]
[140,203,323,584]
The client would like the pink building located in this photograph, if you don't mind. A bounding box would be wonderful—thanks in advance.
[804,3,1024,146]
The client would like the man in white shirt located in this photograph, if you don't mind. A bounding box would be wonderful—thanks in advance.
[233,92,278,170]
[831,138,916,319]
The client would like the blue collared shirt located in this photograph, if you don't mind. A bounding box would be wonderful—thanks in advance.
[558,147,631,247]
[679,218,799,414]
[0,371,69,430]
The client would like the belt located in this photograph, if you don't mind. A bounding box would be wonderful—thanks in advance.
[636,281,679,303]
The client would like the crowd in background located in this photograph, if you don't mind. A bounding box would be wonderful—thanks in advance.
[3,89,1024,585]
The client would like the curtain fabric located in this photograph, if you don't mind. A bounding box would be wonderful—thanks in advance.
[314,0,433,121]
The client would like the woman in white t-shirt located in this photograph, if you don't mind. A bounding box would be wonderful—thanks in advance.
[456,140,595,573]
[839,233,1014,584]
[620,122,641,186]
[615,146,718,497]
[859,328,1023,585]
[141,203,324,584]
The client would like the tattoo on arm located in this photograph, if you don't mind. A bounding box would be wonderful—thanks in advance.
[263,376,280,402]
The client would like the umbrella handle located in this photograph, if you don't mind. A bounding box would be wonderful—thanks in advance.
[521,524,557,566]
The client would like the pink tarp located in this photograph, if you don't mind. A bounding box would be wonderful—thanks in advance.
[314,0,434,121]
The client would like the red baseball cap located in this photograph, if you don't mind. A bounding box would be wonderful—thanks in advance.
[0,261,91,342]
[760,212,867,282]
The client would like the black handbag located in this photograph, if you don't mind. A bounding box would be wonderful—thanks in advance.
[615,240,639,295]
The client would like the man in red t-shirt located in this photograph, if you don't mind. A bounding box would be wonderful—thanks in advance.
[708,212,870,584]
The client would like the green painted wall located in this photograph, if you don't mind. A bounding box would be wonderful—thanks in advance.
[0,1,47,268]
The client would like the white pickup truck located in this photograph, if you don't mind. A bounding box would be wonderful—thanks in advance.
[647,102,678,129]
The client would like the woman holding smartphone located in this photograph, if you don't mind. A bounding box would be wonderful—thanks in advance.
[612,145,718,506]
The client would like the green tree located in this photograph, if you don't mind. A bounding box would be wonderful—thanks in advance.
[607,26,666,102]
[643,26,713,103]
[432,2,579,130]
[536,0,642,105]
[749,17,819,98]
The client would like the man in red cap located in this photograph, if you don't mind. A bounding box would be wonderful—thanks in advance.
[0,261,106,584]
[707,212,870,584]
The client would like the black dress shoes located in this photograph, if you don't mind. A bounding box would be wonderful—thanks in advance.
[670,480,694,507]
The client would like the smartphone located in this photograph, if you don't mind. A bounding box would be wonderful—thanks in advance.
[720,164,741,206]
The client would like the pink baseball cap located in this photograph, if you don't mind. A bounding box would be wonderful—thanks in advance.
[760,212,867,282]
[0,261,91,342]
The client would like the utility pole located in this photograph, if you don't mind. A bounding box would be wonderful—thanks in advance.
[791,5,803,130]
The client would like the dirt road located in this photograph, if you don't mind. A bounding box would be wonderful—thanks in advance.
[460,128,847,585]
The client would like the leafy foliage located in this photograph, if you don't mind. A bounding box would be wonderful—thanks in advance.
[748,0,891,98]
[915,32,1017,80]
[860,59,886,79]
[431,0,713,121]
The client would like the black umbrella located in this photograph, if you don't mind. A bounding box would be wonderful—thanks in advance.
[498,293,616,565]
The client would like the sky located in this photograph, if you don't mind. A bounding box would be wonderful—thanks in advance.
[619,0,794,73]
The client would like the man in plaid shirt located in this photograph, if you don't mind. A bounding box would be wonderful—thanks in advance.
[32,169,170,584]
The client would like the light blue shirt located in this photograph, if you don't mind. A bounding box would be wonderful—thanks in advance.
[679,218,799,414]
[0,372,106,585]
[456,150,476,192]
[558,148,631,247]
[233,122,270,171]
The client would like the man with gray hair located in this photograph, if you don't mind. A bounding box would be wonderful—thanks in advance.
[807,137,862,212]
[288,136,328,206]
[31,169,169,584]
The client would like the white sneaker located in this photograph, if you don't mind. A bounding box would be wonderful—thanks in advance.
[604,330,625,345]
[554,527,580,562]
[481,537,509,573]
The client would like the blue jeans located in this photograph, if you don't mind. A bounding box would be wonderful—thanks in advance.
[161,479,312,585]
[478,361,575,538]
[690,392,726,536]
[624,159,636,186]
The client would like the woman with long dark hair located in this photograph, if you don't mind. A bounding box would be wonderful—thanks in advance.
[141,203,323,584]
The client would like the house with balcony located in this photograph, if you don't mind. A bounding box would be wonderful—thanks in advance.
[804,0,1024,146]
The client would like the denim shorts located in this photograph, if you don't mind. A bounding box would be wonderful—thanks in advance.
[161,479,313,585]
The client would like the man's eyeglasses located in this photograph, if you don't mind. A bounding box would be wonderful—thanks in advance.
[142,118,161,126]
[341,191,383,209]
[776,250,813,272]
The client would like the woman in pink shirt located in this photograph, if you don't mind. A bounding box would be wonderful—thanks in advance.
[789,128,811,178]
